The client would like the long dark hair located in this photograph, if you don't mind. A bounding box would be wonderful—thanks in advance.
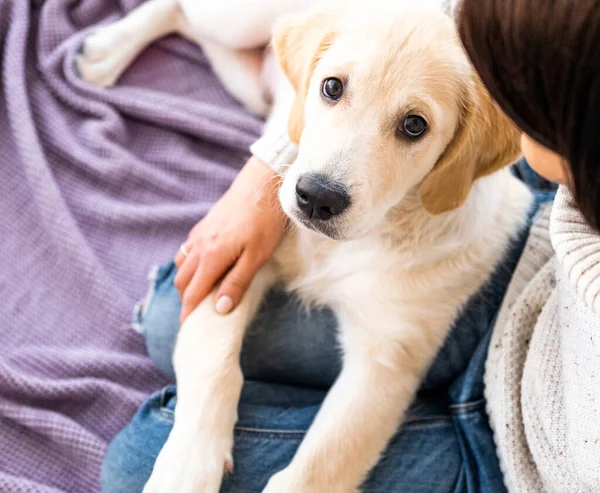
[458,0,600,230]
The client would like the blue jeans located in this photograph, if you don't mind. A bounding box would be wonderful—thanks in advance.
[101,160,556,493]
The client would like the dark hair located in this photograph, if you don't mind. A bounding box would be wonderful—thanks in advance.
[458,0,600,230]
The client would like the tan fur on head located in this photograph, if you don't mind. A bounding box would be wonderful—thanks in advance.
[274,4,523,241]
[419,78,521,215]
[273,5,521,218]
[272,9,337,143]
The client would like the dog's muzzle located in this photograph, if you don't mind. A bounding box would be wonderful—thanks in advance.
[295,173,350,221]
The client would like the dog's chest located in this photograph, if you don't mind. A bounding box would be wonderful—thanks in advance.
[272,231,397,307]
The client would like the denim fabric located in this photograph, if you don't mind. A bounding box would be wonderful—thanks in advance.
[102,160,556,493]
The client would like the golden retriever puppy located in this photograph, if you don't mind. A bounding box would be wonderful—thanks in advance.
[142,2,531,493]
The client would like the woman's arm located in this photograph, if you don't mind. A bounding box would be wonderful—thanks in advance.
[174,70,298,321]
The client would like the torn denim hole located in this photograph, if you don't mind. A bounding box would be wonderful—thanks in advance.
[131,264,160,334]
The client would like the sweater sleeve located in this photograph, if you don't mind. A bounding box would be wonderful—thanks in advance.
[250,131,298,177]
[250,71,298,176]
[550,186,600,315]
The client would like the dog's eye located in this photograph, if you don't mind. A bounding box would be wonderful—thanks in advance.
[401,115,427,138]
[321,78,344,101]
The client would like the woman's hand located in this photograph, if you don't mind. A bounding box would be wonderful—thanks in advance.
[174,156,285,322]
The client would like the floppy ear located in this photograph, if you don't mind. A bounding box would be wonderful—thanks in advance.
[272,8,337,143]
[419,78,521,215]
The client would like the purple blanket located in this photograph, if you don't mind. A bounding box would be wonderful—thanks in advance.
[0,0,262,491]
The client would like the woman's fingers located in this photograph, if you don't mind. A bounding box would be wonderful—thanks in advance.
[179,249,235,323]
[174,247,200,297]
[174,239,193,269]
[214,251,263,315]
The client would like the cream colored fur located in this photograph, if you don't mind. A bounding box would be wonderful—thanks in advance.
[90,1,532,492]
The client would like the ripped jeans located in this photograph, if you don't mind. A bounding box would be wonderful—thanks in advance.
[100,160,556,493]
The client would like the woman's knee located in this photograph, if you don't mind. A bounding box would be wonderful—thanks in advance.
[101,388,176,493]
[101,432,152,493]
[134,263,181,380]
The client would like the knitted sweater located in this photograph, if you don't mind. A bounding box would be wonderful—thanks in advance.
[252,120,600,491]
[486,186,600,493]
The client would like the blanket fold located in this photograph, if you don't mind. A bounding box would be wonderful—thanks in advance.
[0,0,261,490]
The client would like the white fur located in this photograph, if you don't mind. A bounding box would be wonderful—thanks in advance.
[87,2,532,492]
[77,0,317,116]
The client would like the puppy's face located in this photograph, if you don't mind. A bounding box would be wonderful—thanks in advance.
[274,4,520,240]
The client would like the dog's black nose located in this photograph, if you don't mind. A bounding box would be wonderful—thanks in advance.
[295,173,350,221]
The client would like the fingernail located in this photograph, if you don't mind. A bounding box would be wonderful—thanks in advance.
[215,296,233,315]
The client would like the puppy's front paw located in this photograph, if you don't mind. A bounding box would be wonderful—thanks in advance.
[143,427,233,493]
[76,26,135,87]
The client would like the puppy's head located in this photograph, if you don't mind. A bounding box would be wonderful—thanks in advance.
[273,2,520,240]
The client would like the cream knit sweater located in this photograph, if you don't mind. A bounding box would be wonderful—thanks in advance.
[486,186,600,493]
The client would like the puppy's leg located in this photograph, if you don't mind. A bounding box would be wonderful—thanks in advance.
[199,40,270,117]
[175,0,316,116]
[174,8,298,118]
[262,308,448,493]
[178,0,318,50]
[143,265,276,493]
[77,0,184,87]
